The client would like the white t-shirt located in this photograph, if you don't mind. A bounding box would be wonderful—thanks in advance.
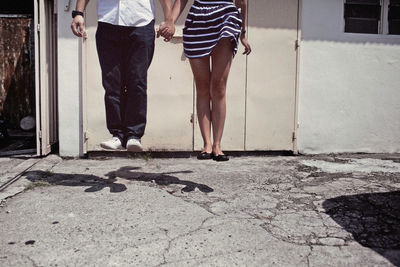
[98,0,155,27]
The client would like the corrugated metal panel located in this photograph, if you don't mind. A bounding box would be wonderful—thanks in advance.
[0,18,35,128]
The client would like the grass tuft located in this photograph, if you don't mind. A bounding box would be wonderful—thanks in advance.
[25,181,53,191]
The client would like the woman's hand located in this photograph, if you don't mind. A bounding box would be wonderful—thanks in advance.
[157,21,175,42]
[240,34,251,55]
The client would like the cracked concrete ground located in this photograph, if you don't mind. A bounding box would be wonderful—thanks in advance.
[0,153,399,266]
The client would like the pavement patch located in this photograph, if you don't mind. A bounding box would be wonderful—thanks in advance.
[300,158,400,174]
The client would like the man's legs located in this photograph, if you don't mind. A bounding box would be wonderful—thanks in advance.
[96,22,124,144]
[123,20,155,143]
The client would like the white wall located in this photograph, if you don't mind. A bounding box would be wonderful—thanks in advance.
[298,0,400,153]
[57,0,83,157]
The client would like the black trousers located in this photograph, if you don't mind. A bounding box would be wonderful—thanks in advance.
[96,21,155,146]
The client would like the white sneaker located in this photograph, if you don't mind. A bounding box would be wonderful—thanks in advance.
[126,138,143,152]
[100,137,124,150]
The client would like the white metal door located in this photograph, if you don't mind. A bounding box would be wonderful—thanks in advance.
[82,0,299,152]
[34,0,58,156]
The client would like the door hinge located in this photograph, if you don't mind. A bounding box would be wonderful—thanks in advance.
[39,130,42,139]
[84,131,89,141]
[292,131,297,142]
[37,24,40,32]
[295,40,300,50]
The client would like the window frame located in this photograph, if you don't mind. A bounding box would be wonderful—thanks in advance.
[382,0,390,34]
[343,0,399,35]
[388,0,400,34]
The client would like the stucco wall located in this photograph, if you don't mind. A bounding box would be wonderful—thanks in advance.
[298,0,400,153]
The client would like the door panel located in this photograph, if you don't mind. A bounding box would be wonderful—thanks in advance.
[246,0,299,151]
[145,1,194,151]
[145,38,194,151]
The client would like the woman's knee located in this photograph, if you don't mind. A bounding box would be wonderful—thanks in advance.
[210,79,227,99]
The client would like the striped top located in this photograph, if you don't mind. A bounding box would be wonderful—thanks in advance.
[183,0,242,58]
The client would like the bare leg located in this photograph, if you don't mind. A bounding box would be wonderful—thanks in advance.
[210,38,233,156]
[189,56,212,153]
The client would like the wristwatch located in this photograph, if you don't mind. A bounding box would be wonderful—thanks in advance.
[72,10,84,18]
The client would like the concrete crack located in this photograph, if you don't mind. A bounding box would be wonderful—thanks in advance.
[306,245,313,267]
[156,216,214,267]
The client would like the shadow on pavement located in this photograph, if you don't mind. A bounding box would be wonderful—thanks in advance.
[23,170,127,193]
[323,191,400,266]
[23,166,213,194]
[105,166,214,193]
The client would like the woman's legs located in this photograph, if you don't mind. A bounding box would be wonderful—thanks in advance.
[189,56,212,153]
[210,38,233,156]
[189,38,233,156]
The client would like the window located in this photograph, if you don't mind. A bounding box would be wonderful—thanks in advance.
[0,0,33,15]
[344,0,382,34]
[389,0,400,34]
[344,0,400,34]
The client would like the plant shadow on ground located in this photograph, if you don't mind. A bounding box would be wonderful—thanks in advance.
[323,191,400,266]
[23,170,128,193]
[105,166,213,193]
[23,167,213,194]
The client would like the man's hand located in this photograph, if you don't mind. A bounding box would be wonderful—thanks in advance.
[157,20,175,42]
[158,0,176,42]
[71,15,85,37]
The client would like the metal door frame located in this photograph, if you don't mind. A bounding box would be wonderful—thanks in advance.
[34,0,58,156]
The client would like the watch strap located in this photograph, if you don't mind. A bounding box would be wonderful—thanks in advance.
[72,10,84,19]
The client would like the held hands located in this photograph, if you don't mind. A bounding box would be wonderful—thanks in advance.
[240,33,252,55]
[157,20,175,42]
[71,15,175,41]
[71,15,85,37]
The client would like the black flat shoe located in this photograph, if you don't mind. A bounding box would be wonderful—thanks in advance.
[197,152,213,160]
[213,154,229,162]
